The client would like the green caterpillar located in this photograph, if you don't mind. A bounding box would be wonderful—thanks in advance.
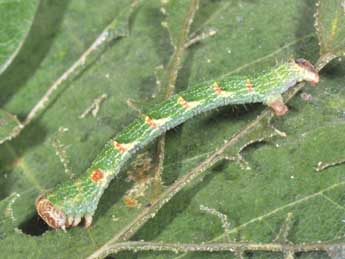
[36,59,319,230]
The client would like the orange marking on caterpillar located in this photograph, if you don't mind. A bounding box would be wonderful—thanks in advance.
[178,96,189,109]
[113,140,127,153]
[123,195,139,208]
[145,116,157,128]
[246,79,253,92]
[213,82,222,95]
[91,169,104,182]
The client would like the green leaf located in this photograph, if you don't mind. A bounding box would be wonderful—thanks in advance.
[315,0,345,68]
[0,0,39,74]
[0,1,344,259]
[315,0,345,55]
[0,109,22,144]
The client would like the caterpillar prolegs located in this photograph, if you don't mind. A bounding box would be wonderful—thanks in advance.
[36,59,319,230]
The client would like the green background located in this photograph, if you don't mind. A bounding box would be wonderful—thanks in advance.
[0,0,344,258]
[0,0,39,74]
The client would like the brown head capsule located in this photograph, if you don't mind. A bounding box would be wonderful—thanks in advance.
[36,195,66,231]
[295,58,319,86]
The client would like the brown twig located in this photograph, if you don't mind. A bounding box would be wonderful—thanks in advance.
[151,0,199,201]
[79,94,108,119]
[316,158,345,172]
[273,212,294,243]
[200,204,231,242]
[184,28,217,49]
[88,240,343,257]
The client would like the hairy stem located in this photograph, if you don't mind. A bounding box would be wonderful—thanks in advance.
[90,240,341,257]
[316,157,345,172]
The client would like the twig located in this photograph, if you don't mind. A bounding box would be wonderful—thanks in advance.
[200,205,231,242]
[163,0,200,97]
[152,0,199,201]
[316,158,345,172]
[79,94,108,119]
[88,240,345,257]
[184,28,217,49]
[126,99,145,115]
[273,212,294,243]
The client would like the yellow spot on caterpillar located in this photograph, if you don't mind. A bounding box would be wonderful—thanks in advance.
[213,82,234,97]
[246,79,253,92]
[145,116,157,128]
[152,117,171,127]
[188,101,202,108]
[213,82,222,95]
[177,96,201,109]
[112,141,137,153]
[112,141,127,153]
[178,96,189,109]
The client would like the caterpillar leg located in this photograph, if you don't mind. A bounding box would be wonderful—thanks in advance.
[266,96,288,116]
[72,216,82,227]
[84,215,93,228]
[66,216,74,227]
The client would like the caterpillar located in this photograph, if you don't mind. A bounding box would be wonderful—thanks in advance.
[36,59,319,231]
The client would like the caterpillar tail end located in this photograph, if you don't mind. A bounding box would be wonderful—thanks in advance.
[36,195,93,230]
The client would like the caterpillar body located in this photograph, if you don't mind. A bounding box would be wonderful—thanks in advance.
[36,59,319,231]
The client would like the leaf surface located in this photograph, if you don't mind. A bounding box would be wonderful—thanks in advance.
[0,0,39,74]
[315,0,345,56]
[0,109,22,144]
[0,1,344,259]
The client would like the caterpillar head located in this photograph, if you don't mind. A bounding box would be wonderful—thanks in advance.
[294,58,319,86]
[36,195,67,231]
